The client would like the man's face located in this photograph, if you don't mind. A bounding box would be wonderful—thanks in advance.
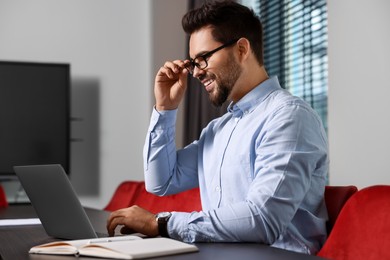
[189,27,242,106]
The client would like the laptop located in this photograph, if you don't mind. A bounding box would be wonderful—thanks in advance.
[14,164,108,240]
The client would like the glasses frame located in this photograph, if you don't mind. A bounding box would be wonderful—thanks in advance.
[185,39,239,74]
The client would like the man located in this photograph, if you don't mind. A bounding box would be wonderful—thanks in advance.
[107,1,328,254]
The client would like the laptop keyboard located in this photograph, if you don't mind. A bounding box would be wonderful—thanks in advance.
[95,232,109,238]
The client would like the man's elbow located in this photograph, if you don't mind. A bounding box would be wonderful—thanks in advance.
[144,182,167,196]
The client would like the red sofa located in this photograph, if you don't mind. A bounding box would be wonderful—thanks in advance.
[318,185,390,259]
[0,185,7,207]
[105,181,201,213]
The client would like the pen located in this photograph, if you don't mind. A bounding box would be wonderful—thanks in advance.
[88,236,140,244]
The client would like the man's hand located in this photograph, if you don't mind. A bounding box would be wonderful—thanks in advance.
[154,60,189,111]
[106,205,158,237]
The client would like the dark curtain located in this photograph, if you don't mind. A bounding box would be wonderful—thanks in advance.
[183,0,229,146]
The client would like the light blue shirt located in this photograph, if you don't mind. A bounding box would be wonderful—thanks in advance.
[143,77,328,254]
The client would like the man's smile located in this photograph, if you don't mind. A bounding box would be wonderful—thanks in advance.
[202,78,215,92]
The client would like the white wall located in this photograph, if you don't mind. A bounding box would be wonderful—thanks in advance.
[0,0,187,208]
[328,0,390,188]
[152,1,188,148]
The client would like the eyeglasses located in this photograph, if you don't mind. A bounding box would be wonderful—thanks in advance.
[185,39,239,74]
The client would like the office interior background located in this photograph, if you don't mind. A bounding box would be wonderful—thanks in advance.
[0,0,389,209]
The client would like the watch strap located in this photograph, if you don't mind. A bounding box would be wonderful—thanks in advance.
[156,212,171,238]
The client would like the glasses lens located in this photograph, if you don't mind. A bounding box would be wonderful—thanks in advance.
[185,57,208,75]
[196,57,207,70]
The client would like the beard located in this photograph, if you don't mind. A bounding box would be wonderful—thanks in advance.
[207,55,242,107]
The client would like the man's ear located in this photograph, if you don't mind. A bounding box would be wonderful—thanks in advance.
[236,38,251,61]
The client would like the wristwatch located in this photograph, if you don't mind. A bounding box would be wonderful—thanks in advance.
[156,212,172,238]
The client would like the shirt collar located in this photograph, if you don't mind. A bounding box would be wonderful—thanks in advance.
[227,76,282,118]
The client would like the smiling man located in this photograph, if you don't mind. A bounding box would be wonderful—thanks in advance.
[107,1,329,255]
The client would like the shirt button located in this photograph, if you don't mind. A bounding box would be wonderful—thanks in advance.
[215,186,221,192]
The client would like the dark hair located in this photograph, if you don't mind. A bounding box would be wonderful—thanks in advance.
[182,0,264,65]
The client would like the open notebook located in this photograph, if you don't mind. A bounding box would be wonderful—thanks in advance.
[29,236,198,259]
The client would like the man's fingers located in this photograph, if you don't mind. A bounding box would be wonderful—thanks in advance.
[158,60,188,79]
[164,60,186,71]
[120,226,136,234]
[107,212,126,236]
[106,206,158,237]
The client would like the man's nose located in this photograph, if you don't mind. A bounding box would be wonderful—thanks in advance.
[193,66,205,78]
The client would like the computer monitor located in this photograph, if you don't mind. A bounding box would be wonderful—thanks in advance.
[0,61,70,176]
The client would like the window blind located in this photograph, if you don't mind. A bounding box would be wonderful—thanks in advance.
[244,0,328,130]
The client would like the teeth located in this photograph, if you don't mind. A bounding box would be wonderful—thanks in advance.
[204,79,214,86]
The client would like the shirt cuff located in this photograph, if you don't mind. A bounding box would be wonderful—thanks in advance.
[168,212,191,242]
[148,107,178,131]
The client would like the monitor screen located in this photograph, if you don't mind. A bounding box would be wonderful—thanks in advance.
[0,61,70,176]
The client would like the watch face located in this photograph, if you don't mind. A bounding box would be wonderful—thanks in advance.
[157,212,171,218]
